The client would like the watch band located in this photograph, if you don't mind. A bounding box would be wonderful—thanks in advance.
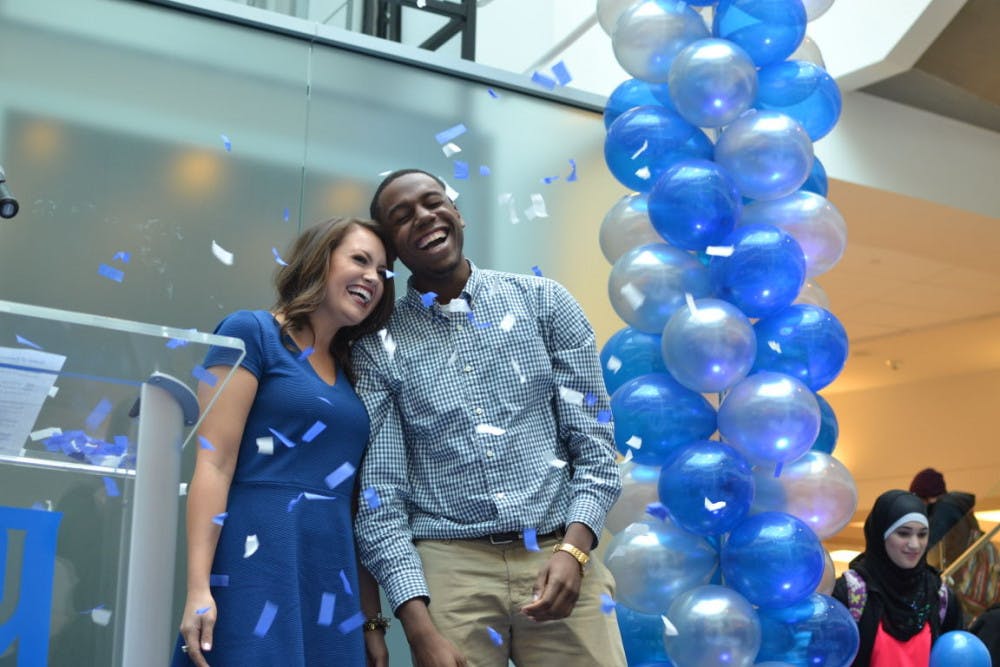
[553,542,590,576]
[363,613,390,632]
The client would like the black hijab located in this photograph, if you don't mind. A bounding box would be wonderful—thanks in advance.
[850,489,941,641]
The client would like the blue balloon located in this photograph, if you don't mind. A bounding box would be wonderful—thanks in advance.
[648,159,742,251]
[600,326,669,395]
[658,440,754,535]
[755,60,842,140]
[811,392,839,453]
[756,594,860,667]
[604,78,675,129]
[714,110,813,201]
[930,631,992,667]
[616,604,674,665]
[713,0,807,68]
[668,38,758,128]
[661,298,756,393]
[611,372,717,466]
[721,511,825,608]
[710,223,806,318]
[752,304,848,391]
[605,105,714,192]
[800,154,828,197]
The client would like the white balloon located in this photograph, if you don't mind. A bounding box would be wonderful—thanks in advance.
[803,0,835,21]
[790,34,825,69]
[795,280,831,309]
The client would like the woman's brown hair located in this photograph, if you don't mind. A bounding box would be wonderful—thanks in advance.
[273,217,395,383]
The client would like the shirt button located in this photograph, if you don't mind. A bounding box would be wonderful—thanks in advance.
[486,449,494,458]
[463,365,473,373]
[474,407,484,415]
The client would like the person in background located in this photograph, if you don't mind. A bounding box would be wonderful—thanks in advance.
[909,467,979,568]
[353,169,626,666]
[173,217,394,667]
[832,489,963,667]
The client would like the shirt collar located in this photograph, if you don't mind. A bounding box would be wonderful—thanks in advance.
[404,260,480,312]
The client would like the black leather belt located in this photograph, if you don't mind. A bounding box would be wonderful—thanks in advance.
[482,529,561,545]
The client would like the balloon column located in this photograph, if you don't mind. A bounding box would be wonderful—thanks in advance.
[596,1,858,665]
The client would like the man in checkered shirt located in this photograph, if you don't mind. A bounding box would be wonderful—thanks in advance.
[354,169,625,667]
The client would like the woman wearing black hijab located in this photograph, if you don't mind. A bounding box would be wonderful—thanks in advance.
[832,489,964,666]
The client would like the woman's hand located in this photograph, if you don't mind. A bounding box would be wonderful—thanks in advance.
[178,594,217,667]
[364,628,389,667]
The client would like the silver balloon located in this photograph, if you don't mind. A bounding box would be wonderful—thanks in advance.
[599,193,665,264]
[661,298,756,393]
[664,584,761,667]
[817,548,836,595]
[790,35,826,69]
[795,279,831,309]
[597,0,641,36]
[803,0,835,21]
[612,0,709,84]
[605,461,662,534]
[607,242,712,334]
[714,110,814,201]
[742,191,847,277]
[668,38,758,128]
[750,451,858,539]
[604,520,718,614]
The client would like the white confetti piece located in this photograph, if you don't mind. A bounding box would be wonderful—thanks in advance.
[631,140,649,160]
[662,615,679,636]
[620,283,646,310]
[620,449,634,464]
[705,245,734,257]
[91,607,113,626]
[767,340,782,353]
[442,142,462,157]
[499,314,515,331]
[685,292,698,314]
[444,182,460,201]
[510,359,527,384]
[416,0,427,6]
[626,435,642,450]
[704,498,727,512]
[48,385,60,398]
[499,192,520,224]
[378,329,397,358]
[256,436,274,455]
[212,240,235,266]
[635,166,651,181]
[476,423,506,436]
[606,356,622,373]
[179,483,188,496]
[549,458,568,469]
[30,427,62,441]
[528,193,548,219]
[624,522,649,538]
[244,534,260,558]
[559,386,584,405]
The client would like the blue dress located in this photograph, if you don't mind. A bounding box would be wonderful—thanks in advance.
[172,310,368,666]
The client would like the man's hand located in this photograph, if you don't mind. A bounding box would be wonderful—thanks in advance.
[364,629,389,667]
[519,552,582,622]
[398,598,468,667]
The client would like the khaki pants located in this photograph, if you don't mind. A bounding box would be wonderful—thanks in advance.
[415,533,627,667]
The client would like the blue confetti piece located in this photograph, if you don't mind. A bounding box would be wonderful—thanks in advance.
[212,512,228,526]
[420,292,438,308]
[479,165,491,176]
[523,528,540,552]
[192,365,217,387]
[454,160,469,180]
[282,207,290,222]
[435,123,467,145]
[297,346,314,361]
[196,606,210,615]
[566,158,578,182]
[584,392,597,407]
[531,71,557,90]
[774,462,783,478]
[253,601,277,637]
[220,134,232,152]
[198,435,215,451]
[338,611,365,634]
[363,486,381,509]
[287,492,304,512]
[542,175,559,184]
[98,264,124,283]
[318,592,336,626]
[85,398,113,432]
[112,251,131,264]
[16,334,42,350]
[209,574,229,587]
[487,88,500,99]
[103,476,120,498]
[531,266,543,277]
[597,409,612,424]
[551,60,572,86]
[114,434,129,451]
[165,337,189,349]
[268,427,296,449]
[302,421,326,443]
[487,626,504,646]
[340,569,353,595]
[272,247,288,266]
[324,461,356,490]
[646,502,670,521]
[600,593,616,615]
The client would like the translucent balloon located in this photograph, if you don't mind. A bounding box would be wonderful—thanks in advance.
[790,34,825,68]
[717,371,820,465]
[615,603,672,665]
[755,61,842,140]
[658,440,754,535]
[930,631,992,667]
[802,0,834,20]
[664,585,761,667]
[811,391,839,453]
[752,304,848,391]
[668,38,758,128]
[604,77,675,129]
[795,279,830,309]
[721,511,825,608]
[599,193,665,264]
[611,372,718,466]
[714,110,814,201]
[800,154,828,197]
[742,191,846,277]
[601,326,669,395]
[604,520,719,614]
[608,242,713,334]
[709,223,806,318]
[605,105,714,193]
[817,548,836,595]
[613,0,710,83]
[750,450,857,539]
[661,298,756,393]
[597,0,642,36]
[606,461,663,534]
[648,159,742,251]
[756,594,860,667]
[713,0,807,67]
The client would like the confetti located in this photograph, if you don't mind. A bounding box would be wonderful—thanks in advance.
[442,142,462,158]
[620,283,646,310]
[30,427,61,441]
[212,512,228,526]
[378,329,397,357]
[179,483,188,496]
[626,435,643,450]
[420,292,438,308]
[487,88,500,99]
[253,601,278,637]
[318,592,336,626]
[244,534,259,558]
[584,392,597,407]
[620,448,634,463]
[530,71,556,90]
[98,264,124,283]
[527,193,548,220]
[774,462,784,478]
[272,247,288,266]
[551,61,572,86]
[325,462,356,490]
[511,359,527,384]
[166,337,189,349]
[85,398,113,432]
[566,158,578,182]
[523,528,541,552]
[192,365,217,387]
[103,476,120,498]
[268,427,296,449]
[385,269,395,279]
[454,160,469,180]
[297,346,314,361]
[444,181,460,201]
[15,334,43,350]
[542,175,559,185]
[256,436,275,455]
[498,192,520,225]
[479,165,491,176]
[338,612,365,634]
[549,458,568,469]
[600,593,616,614]
[198,435,215,451]
[283,207,290,222]
[475,424,506,436]
[302,421,326,443]
[209,574,230,587]
[499,314,515,331]
[196,606,210,615]
[220,134,232,152]
[705,245,734,257]
[91,606,112,626]
[685,292,699,314]
[559,386,584,406]
[487,626,504,646]
[767,340,782,353]
[416,0,427,7]
[606,356,622,373]
[631,140,649,160]
[646,502,670,521]
[635,166,651,180]
[211,240,235,266]
[662,615,679,636]
[704,498,727,512]
[363,486,381,509]
[531,265,543,277]
[340,569,353,595]
[112,251,131,263]
[435,124,467,145]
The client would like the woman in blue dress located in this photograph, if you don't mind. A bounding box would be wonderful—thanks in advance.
[173,217,394,666]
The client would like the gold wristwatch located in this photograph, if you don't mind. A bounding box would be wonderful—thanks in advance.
[363,613,390,632]
[553,542,590,576]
